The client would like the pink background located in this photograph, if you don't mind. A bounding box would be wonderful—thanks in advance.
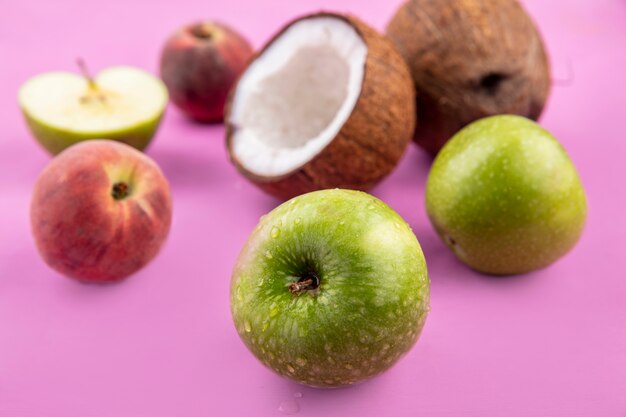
[1,0,625,416]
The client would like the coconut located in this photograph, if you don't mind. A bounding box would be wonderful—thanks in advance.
[225,13,415,200]
[386,0,550,154]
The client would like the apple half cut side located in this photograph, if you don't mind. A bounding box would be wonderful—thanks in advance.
[19,66,168,155]
[225,13,416,200]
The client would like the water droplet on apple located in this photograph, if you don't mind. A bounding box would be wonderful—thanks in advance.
[265,250,273,259]
[294,217,302,225]
[278,399,300,415]
[367,204,375,210]
[269,304,279,317]
[244,321,252,332]
[339,220,345,226]
[287,365,296,373]
[271,226,281,238]
[295,357,307,366]
[262,321,269,332]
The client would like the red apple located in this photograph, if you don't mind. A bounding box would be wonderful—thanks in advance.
[30,140,173,283]
[160,20,253,122]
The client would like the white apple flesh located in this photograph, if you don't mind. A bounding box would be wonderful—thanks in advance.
[19,66,168,154]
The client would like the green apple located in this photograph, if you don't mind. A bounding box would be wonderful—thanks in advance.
[230,189,430,388]
[426,115,587,275]
[18,64,168,155]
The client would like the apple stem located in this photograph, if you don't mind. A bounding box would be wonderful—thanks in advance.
[191,23,215,40]
[76,58,98,90]
[289,273,320,294]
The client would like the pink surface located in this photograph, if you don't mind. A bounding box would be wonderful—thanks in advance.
[1,0,625,416]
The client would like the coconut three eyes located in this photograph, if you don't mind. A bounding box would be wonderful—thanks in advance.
[225,13,416,200]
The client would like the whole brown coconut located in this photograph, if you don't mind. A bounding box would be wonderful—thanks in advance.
[225,13,416,200]
[386,0,550,154]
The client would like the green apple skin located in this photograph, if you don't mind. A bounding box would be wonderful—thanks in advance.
[22,111,164,155]
[426,115,587,275]
[230,189,430,388]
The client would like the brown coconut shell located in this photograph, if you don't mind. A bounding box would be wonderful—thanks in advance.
[225,12,416,200]
[386,0,550,154]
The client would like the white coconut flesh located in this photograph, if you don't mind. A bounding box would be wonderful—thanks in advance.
[19,67,167,133]
[229,17,367,177]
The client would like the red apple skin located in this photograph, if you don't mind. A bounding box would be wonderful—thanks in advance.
[30,140,172,283]
[160,21,253,122]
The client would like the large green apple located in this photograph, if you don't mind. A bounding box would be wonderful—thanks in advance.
[230,189,430,388]
[19,65,168,155]
[426,115,587,275]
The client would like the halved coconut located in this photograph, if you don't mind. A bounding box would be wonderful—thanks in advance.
[226,13,416,200]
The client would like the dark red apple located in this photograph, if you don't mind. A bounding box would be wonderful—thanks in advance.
[160,21,253,122]
[30,140,173,283]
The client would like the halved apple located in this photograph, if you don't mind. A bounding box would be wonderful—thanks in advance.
[19,66,168,155]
